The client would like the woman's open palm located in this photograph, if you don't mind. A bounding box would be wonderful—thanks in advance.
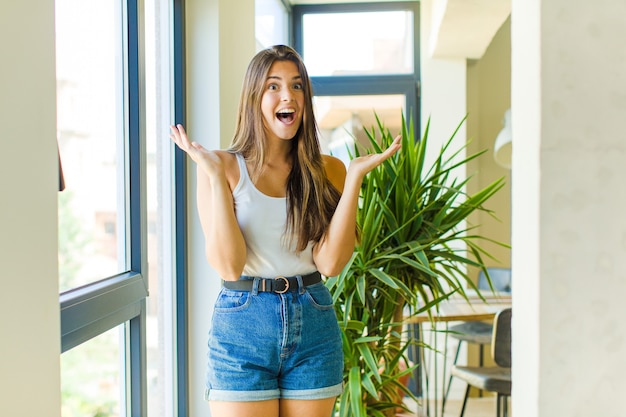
[349,134,402,178]
[169,124,224,179]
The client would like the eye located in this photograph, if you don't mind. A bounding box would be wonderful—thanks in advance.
[293,83,303,91]
[267,83,279,91]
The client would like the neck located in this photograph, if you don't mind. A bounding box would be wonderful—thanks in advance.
[264,138,293,165]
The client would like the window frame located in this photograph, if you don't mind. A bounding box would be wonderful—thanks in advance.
[292,1,421,133]
[58,0,189,415]
[172,0,189,415]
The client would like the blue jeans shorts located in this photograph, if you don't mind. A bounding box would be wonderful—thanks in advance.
[205,279,344,402]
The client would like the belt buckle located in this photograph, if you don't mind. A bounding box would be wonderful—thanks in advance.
[274,276,289,294]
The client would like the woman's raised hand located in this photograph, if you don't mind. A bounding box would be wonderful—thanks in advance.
[169,124,225,179]
[348,134,402,179]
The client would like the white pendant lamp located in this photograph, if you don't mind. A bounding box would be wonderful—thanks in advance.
[494,108,512,169]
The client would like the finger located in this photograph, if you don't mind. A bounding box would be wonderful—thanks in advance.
[172,124,188,140]
[169,130,181,147]
[169,132,186,152]
[170,124,189,137]
[380,135,402,158]
[170,124,192,150]
[175,124,187,136]
[169,125,182,142]
[191,141,207,151]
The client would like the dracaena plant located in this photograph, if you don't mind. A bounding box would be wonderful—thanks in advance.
[325,113,506,417]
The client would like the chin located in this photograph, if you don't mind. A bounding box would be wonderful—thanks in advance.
[276,127,300,140]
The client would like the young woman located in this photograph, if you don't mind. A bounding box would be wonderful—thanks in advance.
[170,45,400,417]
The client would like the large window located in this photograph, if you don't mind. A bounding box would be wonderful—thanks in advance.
[56,0,186,415]
[293,2,420,161]
[56,0,126,294]
[301,9,414,77]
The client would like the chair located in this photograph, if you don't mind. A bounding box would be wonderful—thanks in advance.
[442,267,511,412]
[450,307,512,417]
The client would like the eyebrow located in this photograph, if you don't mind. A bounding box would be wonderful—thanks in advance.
[266,75,302,81]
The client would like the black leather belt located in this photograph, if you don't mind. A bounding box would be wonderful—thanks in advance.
[222,271,322,294]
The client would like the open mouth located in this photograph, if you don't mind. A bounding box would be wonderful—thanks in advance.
[276,109,296,123]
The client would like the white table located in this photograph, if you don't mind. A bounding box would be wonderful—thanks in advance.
[405,293,512,417]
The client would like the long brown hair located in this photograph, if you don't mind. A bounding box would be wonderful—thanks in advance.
[229,45,341,252]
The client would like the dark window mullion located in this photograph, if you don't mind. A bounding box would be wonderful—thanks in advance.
[310,75,417,95]
[128,301,147,417]
[126,0,147,415]
[173,0,189,416]
[127,0,147,279]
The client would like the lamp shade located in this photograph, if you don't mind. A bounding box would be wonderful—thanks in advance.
[494,108,512,169]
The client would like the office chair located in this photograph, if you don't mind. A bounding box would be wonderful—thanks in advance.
[450,307,512,417]
[442,267,511,412]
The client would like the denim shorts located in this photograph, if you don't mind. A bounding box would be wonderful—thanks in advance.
[205,279,344,402]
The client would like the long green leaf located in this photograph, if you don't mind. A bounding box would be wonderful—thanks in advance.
[348,366,364,417]
[356,343,382,383]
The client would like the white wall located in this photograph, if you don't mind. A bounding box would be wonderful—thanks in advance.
[418,0,472,402]
[0,1,61,417]
[512,0,626,416]
[185,0,256,415]
[466,18,512,272]
[420,0,467,151]
[510,0,540,413]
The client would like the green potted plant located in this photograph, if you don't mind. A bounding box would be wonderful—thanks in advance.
[326,113,506,417]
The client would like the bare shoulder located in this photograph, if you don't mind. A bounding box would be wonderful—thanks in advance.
[218,150,240,189]
[322,154,347,192]
[214,149,237,165]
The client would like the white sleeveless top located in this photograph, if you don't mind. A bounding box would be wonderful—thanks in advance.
[233,153,317,278]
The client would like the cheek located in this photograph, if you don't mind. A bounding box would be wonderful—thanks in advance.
[298,111,305,127]
[260,97,275,121]
[297,95,306,118]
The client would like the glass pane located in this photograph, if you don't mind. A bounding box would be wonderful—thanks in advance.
[314,94,405,164]
[145,0,176,416]
[302,10,414,76]
[255,0,288,49]
[61,326,123,417]
[56,0,127,292]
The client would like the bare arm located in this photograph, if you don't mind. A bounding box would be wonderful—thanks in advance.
[313,135,402,277]
[170,124,246,281]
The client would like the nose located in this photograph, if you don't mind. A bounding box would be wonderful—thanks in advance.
[281,89,294,102]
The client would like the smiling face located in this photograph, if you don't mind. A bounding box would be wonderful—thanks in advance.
[260,60,305,143]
